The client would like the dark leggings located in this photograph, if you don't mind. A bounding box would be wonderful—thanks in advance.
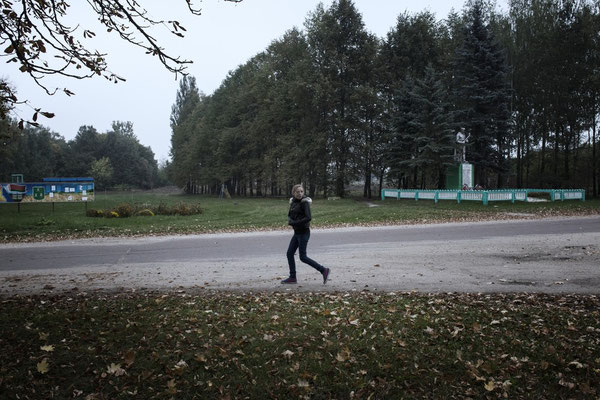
[286,231,324,278]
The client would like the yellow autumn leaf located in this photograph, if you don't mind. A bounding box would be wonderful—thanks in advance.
[484,381,495,391]
[40,345,54,352]
[37,358,50,374]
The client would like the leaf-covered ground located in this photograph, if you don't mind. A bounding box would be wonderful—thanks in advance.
[1,290,598,399]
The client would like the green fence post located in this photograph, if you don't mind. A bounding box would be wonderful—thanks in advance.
[483,191,488,206]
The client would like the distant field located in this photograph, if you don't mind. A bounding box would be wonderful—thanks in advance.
[0,190,598,242]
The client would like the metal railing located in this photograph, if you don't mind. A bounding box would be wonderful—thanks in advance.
[381,189,585,205]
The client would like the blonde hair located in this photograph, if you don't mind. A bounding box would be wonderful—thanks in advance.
[291,184,304,196]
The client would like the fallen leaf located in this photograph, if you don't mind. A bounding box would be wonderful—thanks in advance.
[40,345,54,352]
[263,334,274,341]
[336,348,351,362]
[568,360,584,369]
[298,379,310,388]
[484,381,495,391]
[174,360,188,370]
[123,350,136,366]
[37,358,49,374]
[282,350,294,359]
[166,379,177,395]
[107,363,126,376]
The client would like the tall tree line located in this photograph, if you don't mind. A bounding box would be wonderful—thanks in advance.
[169,0,599,198]
[0,118,162,189]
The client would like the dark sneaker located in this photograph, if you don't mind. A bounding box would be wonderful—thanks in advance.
[322,268,330,284]
[281,277,297,284]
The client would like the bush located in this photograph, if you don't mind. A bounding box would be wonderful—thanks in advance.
[172,202,193,216]
[114,203,134,218]
[86,209,104,218]
[105,211,119,219]
[153,202,203,216]
[86,202,201,218]
[156,202,171,215]
[136,209,155,217]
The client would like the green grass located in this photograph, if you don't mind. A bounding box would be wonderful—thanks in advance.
[1,191,599,242]
[0,291,598,399]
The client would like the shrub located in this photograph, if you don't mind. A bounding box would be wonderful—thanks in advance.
[86,209,104,218]
[170,202,203,216]
[136,209,155,217]
[114,203,134,218]
[156,202,171,215]
[105,211,120,219]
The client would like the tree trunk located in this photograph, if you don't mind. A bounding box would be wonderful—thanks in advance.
[517,126,523,188]
[412,167,418,189]
[378,168,384,198]
[593,112,597,197]
[540,129,547,187]
[363,164,372,198]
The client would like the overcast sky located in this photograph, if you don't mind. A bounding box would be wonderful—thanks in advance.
[5,0,506,162]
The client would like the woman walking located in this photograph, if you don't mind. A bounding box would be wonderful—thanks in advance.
[282,184,330,284]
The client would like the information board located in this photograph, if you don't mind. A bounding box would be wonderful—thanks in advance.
[0,178,94,203]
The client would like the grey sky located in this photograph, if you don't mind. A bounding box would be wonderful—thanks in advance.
[4,0,506,162]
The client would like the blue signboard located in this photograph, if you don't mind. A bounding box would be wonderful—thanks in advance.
[0,177,94,203]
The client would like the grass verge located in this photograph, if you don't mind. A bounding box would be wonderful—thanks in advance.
[1,192,599,243]
[1,291,598,399]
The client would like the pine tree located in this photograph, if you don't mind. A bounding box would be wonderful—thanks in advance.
[411,67,456,189]
[452,0,512,187]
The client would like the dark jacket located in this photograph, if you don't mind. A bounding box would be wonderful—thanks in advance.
[288,196,312,234]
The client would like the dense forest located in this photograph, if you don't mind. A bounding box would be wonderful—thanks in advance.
[0,119,165,189]
[169,0,599,198]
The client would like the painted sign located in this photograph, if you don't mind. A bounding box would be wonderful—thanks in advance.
[0,178,94,203]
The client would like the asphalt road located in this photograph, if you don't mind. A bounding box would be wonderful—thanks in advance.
[1,216,599,295]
